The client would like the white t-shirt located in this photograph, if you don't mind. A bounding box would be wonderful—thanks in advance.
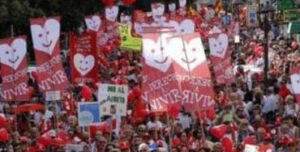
[147,120,163,130]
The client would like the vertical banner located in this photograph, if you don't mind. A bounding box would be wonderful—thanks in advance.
[78,102,101,127]
[69,31,98,84]
[208,26,234,85]
[142,32,215,112]
[30,17,68,92]
[0,36,29,101]
[98,84,128,116]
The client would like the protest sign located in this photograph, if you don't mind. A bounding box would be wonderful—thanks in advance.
[66,144,84,152]
[118,24,142,51]
[98,84,128,116]
[45,90,61,101]
[77,102,100,126]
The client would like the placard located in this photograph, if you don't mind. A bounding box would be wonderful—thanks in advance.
[98,84,128,116]
[66,144,84,152]
[77,102,100,126]
[244,144,258,152]
[45,90,61,101]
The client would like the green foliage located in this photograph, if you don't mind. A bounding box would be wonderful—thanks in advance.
[0,0,103,38]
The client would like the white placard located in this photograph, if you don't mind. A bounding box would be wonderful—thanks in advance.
[244,144,258,152]
[45,91,61,101]
[98,84,128,116]
[66,144,84,152]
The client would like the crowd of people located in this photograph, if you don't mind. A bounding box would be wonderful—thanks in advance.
[0,2,300,152]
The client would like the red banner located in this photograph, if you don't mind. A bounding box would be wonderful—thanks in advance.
[30,17,68,92]
[69,30,99,84]
[142,32,215,112]
[208,27,234,85]
[0,36,29,101]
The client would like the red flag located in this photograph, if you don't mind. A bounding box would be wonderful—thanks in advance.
[69,30,99,84]
[142,31,214,113]
[0,36,29,101]
[30,17,68,92]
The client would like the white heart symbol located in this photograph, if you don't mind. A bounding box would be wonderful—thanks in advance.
[209,33,228,58]
[168,37,206,71]
[178,19,195,34]
[151,3,165,18]
[105,6,119,22]
[0,38,26,70]
[31,19,60,55]
[179,0,187,8]
[74,53,95,76]
[142,33,172,72]
[291,73,300,94]
[85,15,101,32]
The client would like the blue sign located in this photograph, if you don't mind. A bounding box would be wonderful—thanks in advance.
[78,102,100,126]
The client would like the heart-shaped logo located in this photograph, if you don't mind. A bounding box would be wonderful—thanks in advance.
[120,13,132,24]
[31,19,60,55]
[142,33,172,72]
[105,6,119,22]
[209,33,228,58]
[168,3,176,12]
[0,38,26,70]
[74,53,95,76]
[168,37,206,71]
[151,3,165,18]
[85,15,101,32]
[179,0,187,8]
[178,19,195,34]
[291,73,300,94]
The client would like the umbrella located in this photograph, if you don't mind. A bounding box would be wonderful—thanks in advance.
[11,103,45,113]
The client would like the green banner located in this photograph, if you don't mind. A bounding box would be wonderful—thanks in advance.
[277,0,295,10]
[118,24,142,52]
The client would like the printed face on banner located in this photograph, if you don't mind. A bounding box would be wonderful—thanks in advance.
[178,19,195,34]
[291,73,300,94]
[209,33,228,58]
[85,15,101,32]
[179,0,187,8]
[169,36,206,71]
[105,6,119,22]
[168,3,176,12]
[0,38,26,70]
[31,19,60,55]
[74,53,95,76]
[120,13,132,24]
[151,3,165,17]
[143,33,172,72]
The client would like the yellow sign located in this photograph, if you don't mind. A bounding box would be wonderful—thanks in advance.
[118,24,142,51]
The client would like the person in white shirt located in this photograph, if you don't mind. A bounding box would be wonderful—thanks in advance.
[262,87,279,122]
[146,115,163,130]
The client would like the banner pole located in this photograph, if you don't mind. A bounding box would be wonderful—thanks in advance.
[10,24,14,37]
[167,112,172,152]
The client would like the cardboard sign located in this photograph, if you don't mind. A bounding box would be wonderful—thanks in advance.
[77,102,100,126]
[118,24,142,51]
[45,90,61,101]
[98,84,128,116]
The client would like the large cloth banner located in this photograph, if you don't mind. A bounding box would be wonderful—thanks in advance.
[141,32,215,112]
[0,36,29,101]
[98,84,128,116]
[77,102,101,127]
[209,26,234,85]
[30,17,68,92]
[69,30,98,84]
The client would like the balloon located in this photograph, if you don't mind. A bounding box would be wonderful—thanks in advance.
[28,86,34,97]
[101,0,115,6]
[102,45,112,54]
[0,128,10,142]
[122,0,135,5]
[81,85,92,100]
[210,124,227,139]
[291,41,298,50]
[32,71,38,80]
[0,114,7,128]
